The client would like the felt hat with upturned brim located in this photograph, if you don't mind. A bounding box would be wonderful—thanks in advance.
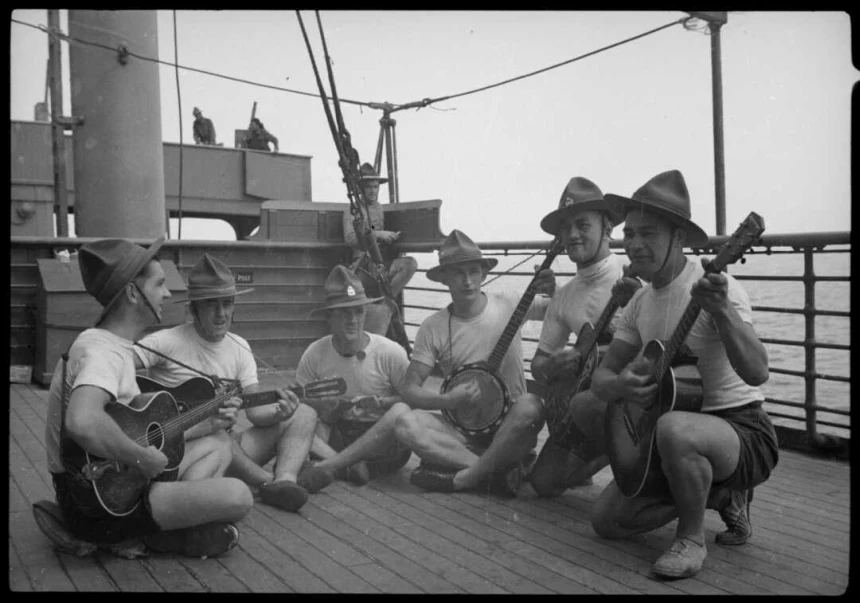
[425,229,498,283]
[310,265,384,317]
[78,237,166,321]
[539,176,625,236]
[604,169,709,247]
[175,253,255,303]
[358,162,388,183]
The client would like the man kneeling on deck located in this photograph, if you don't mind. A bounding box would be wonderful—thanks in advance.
[297,265,413,485]
[589,170,779,579]
[395,229,556,497]
[41,239,252,558]
[134,253,333,513]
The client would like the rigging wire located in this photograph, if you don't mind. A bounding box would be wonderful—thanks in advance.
[172,10,184,240]
[13,15,690,117]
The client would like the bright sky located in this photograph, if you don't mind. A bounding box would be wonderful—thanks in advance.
[10,10,857,242]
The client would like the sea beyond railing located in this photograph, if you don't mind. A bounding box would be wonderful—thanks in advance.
[397,231,851,457]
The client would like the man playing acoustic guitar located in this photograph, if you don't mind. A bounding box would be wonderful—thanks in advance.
[43,239,252,558]
[527,176,641,497]
[589,170,779,579]
[396,229,556,497]
[135,253,334,513]
[296,265,414,485]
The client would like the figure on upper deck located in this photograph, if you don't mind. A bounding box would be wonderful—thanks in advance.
[342,163,418,336]
[192,107,217,146]
[589,169,778,580]
[244,117,279,153]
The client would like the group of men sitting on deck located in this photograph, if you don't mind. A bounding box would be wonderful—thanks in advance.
[40,166,778,581]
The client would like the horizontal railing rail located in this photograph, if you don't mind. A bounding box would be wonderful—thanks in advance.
[398,231,851,449]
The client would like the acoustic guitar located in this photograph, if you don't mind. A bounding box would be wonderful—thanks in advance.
[440,237,565,438]
[65,375,346,517]
[606,212,765,498]
[544,265,641,452]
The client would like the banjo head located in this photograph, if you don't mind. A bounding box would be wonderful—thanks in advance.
[441,366,509,436]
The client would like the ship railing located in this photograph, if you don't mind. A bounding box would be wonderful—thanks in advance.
[397,231,850,452]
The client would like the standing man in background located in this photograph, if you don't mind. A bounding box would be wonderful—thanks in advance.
[192,107,217,146]
[245,117,279,152]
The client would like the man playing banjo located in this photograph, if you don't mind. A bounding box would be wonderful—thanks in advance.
[528,176,641,496]
[395,229,555,496]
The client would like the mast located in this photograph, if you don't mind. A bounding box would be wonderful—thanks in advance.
[68,10,166,238]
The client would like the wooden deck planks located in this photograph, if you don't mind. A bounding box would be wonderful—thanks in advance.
[8,383,850,594]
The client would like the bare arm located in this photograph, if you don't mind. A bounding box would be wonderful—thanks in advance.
[401,360,479,411]
[590,338,656,405]
[243,383,304,428]
[65,385,167,478]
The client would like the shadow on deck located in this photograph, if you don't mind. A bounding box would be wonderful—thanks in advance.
[9,382,850,594]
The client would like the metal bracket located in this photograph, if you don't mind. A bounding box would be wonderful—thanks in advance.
[54,116,84,130]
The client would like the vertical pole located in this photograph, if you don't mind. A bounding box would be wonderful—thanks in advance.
[390,116,400,204]
[709,21,727,236]
[373,120,385,175]
[383,114,398,204]
[68,10,166,238]
[802,249,818,444]
[47,9,69,237]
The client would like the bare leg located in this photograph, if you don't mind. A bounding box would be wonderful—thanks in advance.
[388,256,418,297]
[226,436,272,487]
[395,409,479,469]
[657,411,741,543]
[178,430,233,482]
[453,393,544,490]
[238,404,318,483]
[316,403,410,474]
[148,478,253,531]
[590,480,678,539]
[311,422,338,460]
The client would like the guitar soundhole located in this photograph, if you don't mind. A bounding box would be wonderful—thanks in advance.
[146,423,165,450]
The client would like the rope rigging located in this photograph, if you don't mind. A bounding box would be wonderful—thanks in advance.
[295,9,413,357]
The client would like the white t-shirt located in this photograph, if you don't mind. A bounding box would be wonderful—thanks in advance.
[614,257,764,412]
[46,328,141,474]
[134,323,258,390]
[538,253,626,354]
[411,291,549,401]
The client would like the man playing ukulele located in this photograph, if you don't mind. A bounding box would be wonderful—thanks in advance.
[590,170,778,579]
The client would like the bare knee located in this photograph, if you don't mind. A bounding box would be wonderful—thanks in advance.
[291,403,318,428]
[590,495,627,539]
[655,413,695,459]
[221,477,254,520]
[394,410,425,448]
[507,394,545,432]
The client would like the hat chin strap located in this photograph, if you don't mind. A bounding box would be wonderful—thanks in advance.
[132,281,162,324]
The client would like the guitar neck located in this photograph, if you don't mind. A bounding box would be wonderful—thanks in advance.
[576,297,621,357]
[487,240,562,371]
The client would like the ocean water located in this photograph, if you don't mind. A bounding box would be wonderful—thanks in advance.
[401,248,850,438]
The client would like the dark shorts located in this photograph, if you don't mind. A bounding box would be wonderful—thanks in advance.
[644,400,780,497]
[52,472,161,545]
[329,420,412,478]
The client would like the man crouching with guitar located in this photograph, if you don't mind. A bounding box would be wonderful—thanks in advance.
[135,254,334,513]
[396,229,555,497]
[43,239,252,558]
[528,176,641,497]
[589,170,779,579]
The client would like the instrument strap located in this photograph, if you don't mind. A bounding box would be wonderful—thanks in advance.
[133,340,225,388]
[446,303,456,374]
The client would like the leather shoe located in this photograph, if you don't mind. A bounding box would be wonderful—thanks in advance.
[410,462,457,493]
[297,463,335,494]
[652,537,707,579]
[483,464,523,498]
[258,480,308,512]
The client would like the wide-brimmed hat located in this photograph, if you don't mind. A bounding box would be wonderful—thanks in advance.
[358,163,388,184]
[426,229,499,283]
[78,237,165,319]
[605,170,709,247]
[310,265,384,317]
[179,253,254,303]
[539,176,625,236]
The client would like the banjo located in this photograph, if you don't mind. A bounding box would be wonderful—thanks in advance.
[441,237,565,438]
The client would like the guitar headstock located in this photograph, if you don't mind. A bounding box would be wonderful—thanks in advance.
[707,212,765,273]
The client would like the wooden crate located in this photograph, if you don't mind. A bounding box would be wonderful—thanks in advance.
[34,258,188,386]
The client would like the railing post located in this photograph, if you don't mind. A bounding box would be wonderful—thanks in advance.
[802,248,818,443]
